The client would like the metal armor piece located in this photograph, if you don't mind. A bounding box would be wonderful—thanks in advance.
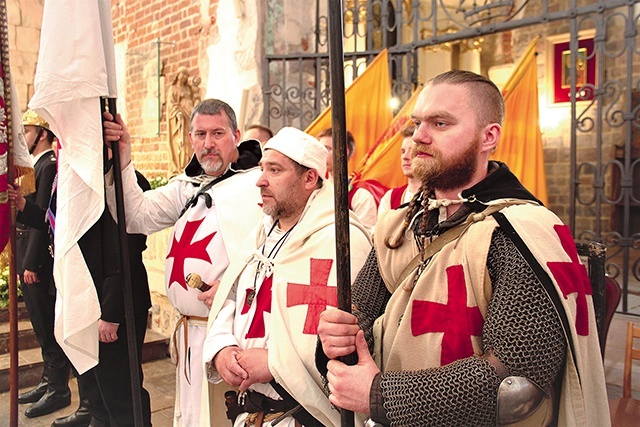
[496,376,554,426]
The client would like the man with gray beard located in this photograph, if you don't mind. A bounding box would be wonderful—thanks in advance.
[103,98,264,426]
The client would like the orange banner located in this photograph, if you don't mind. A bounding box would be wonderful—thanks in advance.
[351,88,421,190]
[492,36,549,205]
[305,49,392,173]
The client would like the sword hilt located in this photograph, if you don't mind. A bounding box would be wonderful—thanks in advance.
[185,273,212,292]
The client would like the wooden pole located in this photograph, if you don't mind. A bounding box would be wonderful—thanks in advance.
[327,1,355,426]
[102,98,144,427]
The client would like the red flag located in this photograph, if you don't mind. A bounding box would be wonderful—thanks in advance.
[0,33,33,252]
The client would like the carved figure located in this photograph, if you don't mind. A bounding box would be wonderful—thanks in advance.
[167,67,199,174]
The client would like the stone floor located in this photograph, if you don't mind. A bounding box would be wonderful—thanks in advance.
[1,300,639,426]
[0,357,175,427]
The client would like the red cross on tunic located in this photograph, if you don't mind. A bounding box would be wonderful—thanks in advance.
[411,265,484,366]
[286,258,336,335]
[241,275,273,339]
[547,224,592,336]
[165,218,216,290]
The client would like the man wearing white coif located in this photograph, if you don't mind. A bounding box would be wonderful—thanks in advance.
[202,127,372,427]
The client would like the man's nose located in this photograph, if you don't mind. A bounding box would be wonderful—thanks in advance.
[256,171,268,187]
[413,125,431,145]
[203,135,216,149]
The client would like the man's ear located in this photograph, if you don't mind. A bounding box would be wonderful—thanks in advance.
[305,169,320,189]
[481,123,501,154]
[234,128,242,146]
[39,129,50,144]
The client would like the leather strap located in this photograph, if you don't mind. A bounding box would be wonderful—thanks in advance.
[395,201,525,290]
[173,314,208,384]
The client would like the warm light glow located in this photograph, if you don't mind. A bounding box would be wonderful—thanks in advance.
[389,97,400,110]
[539,93,571,137]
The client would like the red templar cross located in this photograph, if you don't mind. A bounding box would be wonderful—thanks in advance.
[242,276,272,339]
[411,265,483,366]
[286,258,336,335]
[547,225,592,336]
[166,218,216,290]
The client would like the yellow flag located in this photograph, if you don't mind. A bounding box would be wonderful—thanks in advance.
[492,36,549,206]
[351,88,421,190]
[305,49,392,172]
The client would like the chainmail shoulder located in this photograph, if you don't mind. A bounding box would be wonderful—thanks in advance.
[378,228,566,426]
[482,227,566,387]
[352,248,392,350]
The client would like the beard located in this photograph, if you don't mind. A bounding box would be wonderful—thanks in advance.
[411,138,480,192]
[260,182,307,223]
[197,150,224,175]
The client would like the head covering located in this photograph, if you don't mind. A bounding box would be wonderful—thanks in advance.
[22,109,51,131]
[264,127,328,178]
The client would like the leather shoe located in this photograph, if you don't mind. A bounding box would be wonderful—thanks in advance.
[18,381,48,404]
[25,389,71,418]
[51,409,91,427]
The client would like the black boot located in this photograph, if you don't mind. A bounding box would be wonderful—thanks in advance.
[50,404,91,426]
[25,365,71,418]
[18,379,49,404]
[25,388,71,418]
[51,376,91,427]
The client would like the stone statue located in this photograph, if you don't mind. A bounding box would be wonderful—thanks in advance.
[166,67,200,174]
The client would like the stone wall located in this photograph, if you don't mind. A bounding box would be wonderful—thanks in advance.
[6,0,42,111]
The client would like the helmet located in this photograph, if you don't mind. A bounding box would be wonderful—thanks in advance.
[22,109,51,131]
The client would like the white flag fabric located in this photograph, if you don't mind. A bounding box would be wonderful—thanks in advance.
[29,0,117,374]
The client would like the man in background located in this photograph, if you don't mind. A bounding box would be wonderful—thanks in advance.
[243,124,273,146]
[376,124,421,222]
[16,110,72,419]
[317,128,377,232]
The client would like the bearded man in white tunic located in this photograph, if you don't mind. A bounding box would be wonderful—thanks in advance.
[104,99,264,426]
[202,127,372,426]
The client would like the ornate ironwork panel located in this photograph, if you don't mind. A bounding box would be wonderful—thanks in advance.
[264,0,640,315]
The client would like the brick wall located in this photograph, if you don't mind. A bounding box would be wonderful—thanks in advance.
[110,0,217,181]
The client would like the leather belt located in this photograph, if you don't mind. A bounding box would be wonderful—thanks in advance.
[173,314,208,384]
[16,229,30,238]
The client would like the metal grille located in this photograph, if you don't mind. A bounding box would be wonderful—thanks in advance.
[263,0,640,315]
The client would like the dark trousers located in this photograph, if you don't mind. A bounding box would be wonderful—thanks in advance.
[20,277,70,392]
[83,311,151,427]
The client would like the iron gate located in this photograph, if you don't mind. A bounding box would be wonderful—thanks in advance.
[263,0,640,315]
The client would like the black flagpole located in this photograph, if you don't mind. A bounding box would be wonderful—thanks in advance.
[328,1,355,426]
[102,98,144,427]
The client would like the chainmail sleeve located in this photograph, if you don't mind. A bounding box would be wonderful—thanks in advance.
[351,247,392,349]
[377,228,567,426]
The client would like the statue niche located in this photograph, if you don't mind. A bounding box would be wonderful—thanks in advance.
[166,67,201,174]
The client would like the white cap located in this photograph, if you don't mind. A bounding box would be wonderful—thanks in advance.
[264,127,328,178]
